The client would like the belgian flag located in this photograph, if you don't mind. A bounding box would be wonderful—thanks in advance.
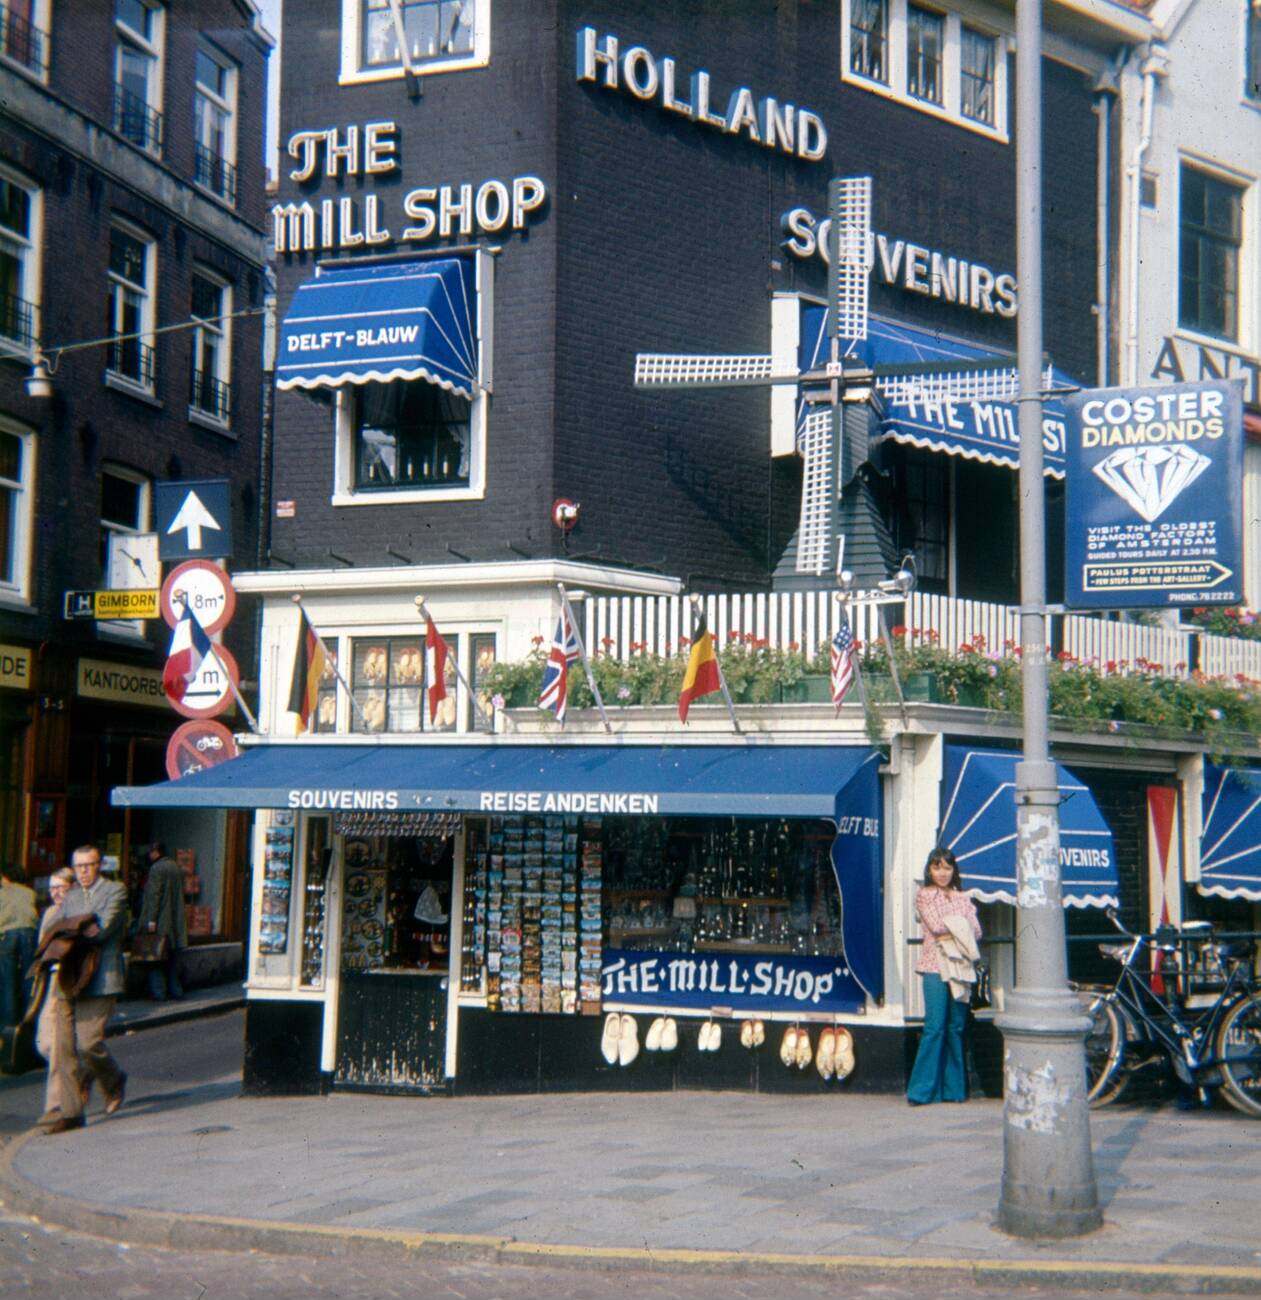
[287,607,328,733]
[678,610,722,723]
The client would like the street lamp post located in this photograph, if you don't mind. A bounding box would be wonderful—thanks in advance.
[996,0,1102,1239]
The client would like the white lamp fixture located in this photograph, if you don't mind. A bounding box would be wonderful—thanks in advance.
[25,354,53,399]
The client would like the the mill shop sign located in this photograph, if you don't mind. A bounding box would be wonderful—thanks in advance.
[272,121,546,254]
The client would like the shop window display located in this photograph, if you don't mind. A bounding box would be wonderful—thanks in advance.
[340,834,452,973]
[350,635,457,732]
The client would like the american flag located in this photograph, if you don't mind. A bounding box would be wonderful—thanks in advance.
[831,616,856,710]
[538,606,581,724]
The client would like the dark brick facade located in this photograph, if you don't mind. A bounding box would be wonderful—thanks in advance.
[269,1,1103,587]
[0,0,269,877]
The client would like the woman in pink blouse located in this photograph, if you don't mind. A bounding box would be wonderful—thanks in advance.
[907,847,982,1105]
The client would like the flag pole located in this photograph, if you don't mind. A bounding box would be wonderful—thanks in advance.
[177,595,259,732]
[414,596,493,730]
[558,584,612,734]
[691,594,741,735]
[291,594,369,731]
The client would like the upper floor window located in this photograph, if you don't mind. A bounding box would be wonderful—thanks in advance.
[849,0,887,83]
[106,222,155,390]
[0,168,40,352]
[99,463,150,634]
[841,0,1008,142]
[906,6,944,105]
[190,270,231,426]
[1179,164,1244,341]
[353,381,471,492]
[340,0,488,85]
[0,0,51,79]
[960,26,996,126]
[1248,1,1260,102]
[0,422,34,603]
[194,46,237,205]
[114,0,164,154]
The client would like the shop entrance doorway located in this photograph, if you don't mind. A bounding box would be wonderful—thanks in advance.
[335,832,454,1092]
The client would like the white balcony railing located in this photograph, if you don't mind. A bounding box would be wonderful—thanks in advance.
[579,590,1255,684]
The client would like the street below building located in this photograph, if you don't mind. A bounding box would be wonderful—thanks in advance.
[1,1011,1260,1298]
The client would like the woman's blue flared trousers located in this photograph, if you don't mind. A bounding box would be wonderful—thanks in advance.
[907,972,969,1104]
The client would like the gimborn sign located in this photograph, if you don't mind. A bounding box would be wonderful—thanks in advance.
[272,121,547,254]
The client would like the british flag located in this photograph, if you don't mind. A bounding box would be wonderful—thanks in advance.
[831,616,856,711]
[538,606,581,724]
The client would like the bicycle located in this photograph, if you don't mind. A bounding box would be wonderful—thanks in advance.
[1077,909,1261,1117]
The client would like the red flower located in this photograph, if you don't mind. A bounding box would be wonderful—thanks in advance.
[728,631,740,641]
[531,635,544,647]
[601,636,615,649]
[1057,650,1075,662]
[787,641,800,652]
[891,625,907,638]
[678,636,691,649]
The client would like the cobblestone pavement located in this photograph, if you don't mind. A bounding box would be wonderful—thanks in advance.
[0,1207,1229,1300]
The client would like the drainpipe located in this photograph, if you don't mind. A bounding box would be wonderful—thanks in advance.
[1124,44,1169,386]
[1092,56,1122,386]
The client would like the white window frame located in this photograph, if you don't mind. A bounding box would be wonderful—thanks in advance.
[339,0,490,86]
[0,418,35,607]
[99,463,151,638]
[114,0,166,155]
[193,43,238,205]
[1173,152,1256,357]
[106,218,156,395]
[0,0,53,83]
[331,249,491,505]
[840,0,1009,144]
[189,267,232,430]
[0,163,42,359]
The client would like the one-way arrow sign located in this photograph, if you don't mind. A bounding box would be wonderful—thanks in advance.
[154,479,233,562]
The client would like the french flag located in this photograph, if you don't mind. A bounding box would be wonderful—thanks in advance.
[163,603,213,704]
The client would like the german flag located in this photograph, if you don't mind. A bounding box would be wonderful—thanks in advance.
[678,610,722,723]
[287,607,328,733]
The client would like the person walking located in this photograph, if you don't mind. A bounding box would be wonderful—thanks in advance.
[34,869,75,1106]
[907,847,982,1106]
[39,846,128,1134]
[137,842,187,1001]
[0,865,39,1035]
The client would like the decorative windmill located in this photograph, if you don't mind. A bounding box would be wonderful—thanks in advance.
[635,177,1050,580]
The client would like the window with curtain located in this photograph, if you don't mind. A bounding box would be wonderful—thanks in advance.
[353,380,471,491]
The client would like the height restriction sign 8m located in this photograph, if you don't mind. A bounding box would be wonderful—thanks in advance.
[1064,380,1244,610]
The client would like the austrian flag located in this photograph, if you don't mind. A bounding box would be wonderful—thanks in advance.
[163,603,213,704]
[424,616,450,725]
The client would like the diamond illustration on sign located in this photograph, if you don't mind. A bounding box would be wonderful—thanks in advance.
[1091,444,1211,523]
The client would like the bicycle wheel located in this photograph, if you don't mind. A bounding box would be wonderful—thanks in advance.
[1216,992,1261,1118]
[1083,996,1127,1106]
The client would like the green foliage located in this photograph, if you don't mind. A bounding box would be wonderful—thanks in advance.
[1184,607,1261,642]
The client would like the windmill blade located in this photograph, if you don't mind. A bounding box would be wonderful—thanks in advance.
[634,353,785,389]
[875,363,1055,406]
[829,176,873,345]
[795,408,836,575]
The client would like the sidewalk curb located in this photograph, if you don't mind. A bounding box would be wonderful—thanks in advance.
[2,1132,1260,1293]
[106,995,244,1038]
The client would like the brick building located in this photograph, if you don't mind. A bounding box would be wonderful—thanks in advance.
[0,0,271,941]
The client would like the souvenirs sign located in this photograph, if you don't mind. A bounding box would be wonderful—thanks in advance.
[1065,380,1244,609]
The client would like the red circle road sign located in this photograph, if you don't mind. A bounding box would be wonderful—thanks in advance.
[161,560,237,635]
[165,719,240,780]
[166,644,240,720]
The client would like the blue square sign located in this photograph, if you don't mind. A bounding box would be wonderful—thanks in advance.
[154,479,233,562]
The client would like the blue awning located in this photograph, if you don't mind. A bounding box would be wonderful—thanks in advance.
[939,746,1118,908]
[1200,765,1261,901]
[832,751,885,1000]
[277,258,477,397]
[113,742,877,819]
[798,306,1073,477]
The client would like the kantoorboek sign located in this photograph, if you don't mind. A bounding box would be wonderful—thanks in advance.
[1064,380,1244,609]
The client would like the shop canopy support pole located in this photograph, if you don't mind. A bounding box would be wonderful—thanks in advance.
[996,0,1101,1240]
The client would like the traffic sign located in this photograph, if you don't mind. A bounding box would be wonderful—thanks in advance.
[64,589,161,620]
[165,719,239,780]
[160,560,236,635]
[154,479,233,561]
[165,644,240,720]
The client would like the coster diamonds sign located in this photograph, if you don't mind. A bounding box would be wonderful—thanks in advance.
[1064,380,1244,609]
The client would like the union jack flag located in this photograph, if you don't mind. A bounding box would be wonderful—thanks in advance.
[831,616,856,711]
[538,606,581,724]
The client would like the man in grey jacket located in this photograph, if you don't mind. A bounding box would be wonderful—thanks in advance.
[138,842,187,1000]
[39,845,128,1134]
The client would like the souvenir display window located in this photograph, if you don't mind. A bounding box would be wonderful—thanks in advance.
[341,833,452,973]
[350,635,457,732]
[299,816,331,986]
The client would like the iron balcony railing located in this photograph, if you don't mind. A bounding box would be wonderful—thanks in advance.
[0,291,37,348]
[108,336,155,388]
[190,367,231,422]
[113,85,163,153]
[194,143,237,206]
[0,2,48,77]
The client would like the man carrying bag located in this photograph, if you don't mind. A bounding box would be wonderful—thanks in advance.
[136,843,187,1001]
